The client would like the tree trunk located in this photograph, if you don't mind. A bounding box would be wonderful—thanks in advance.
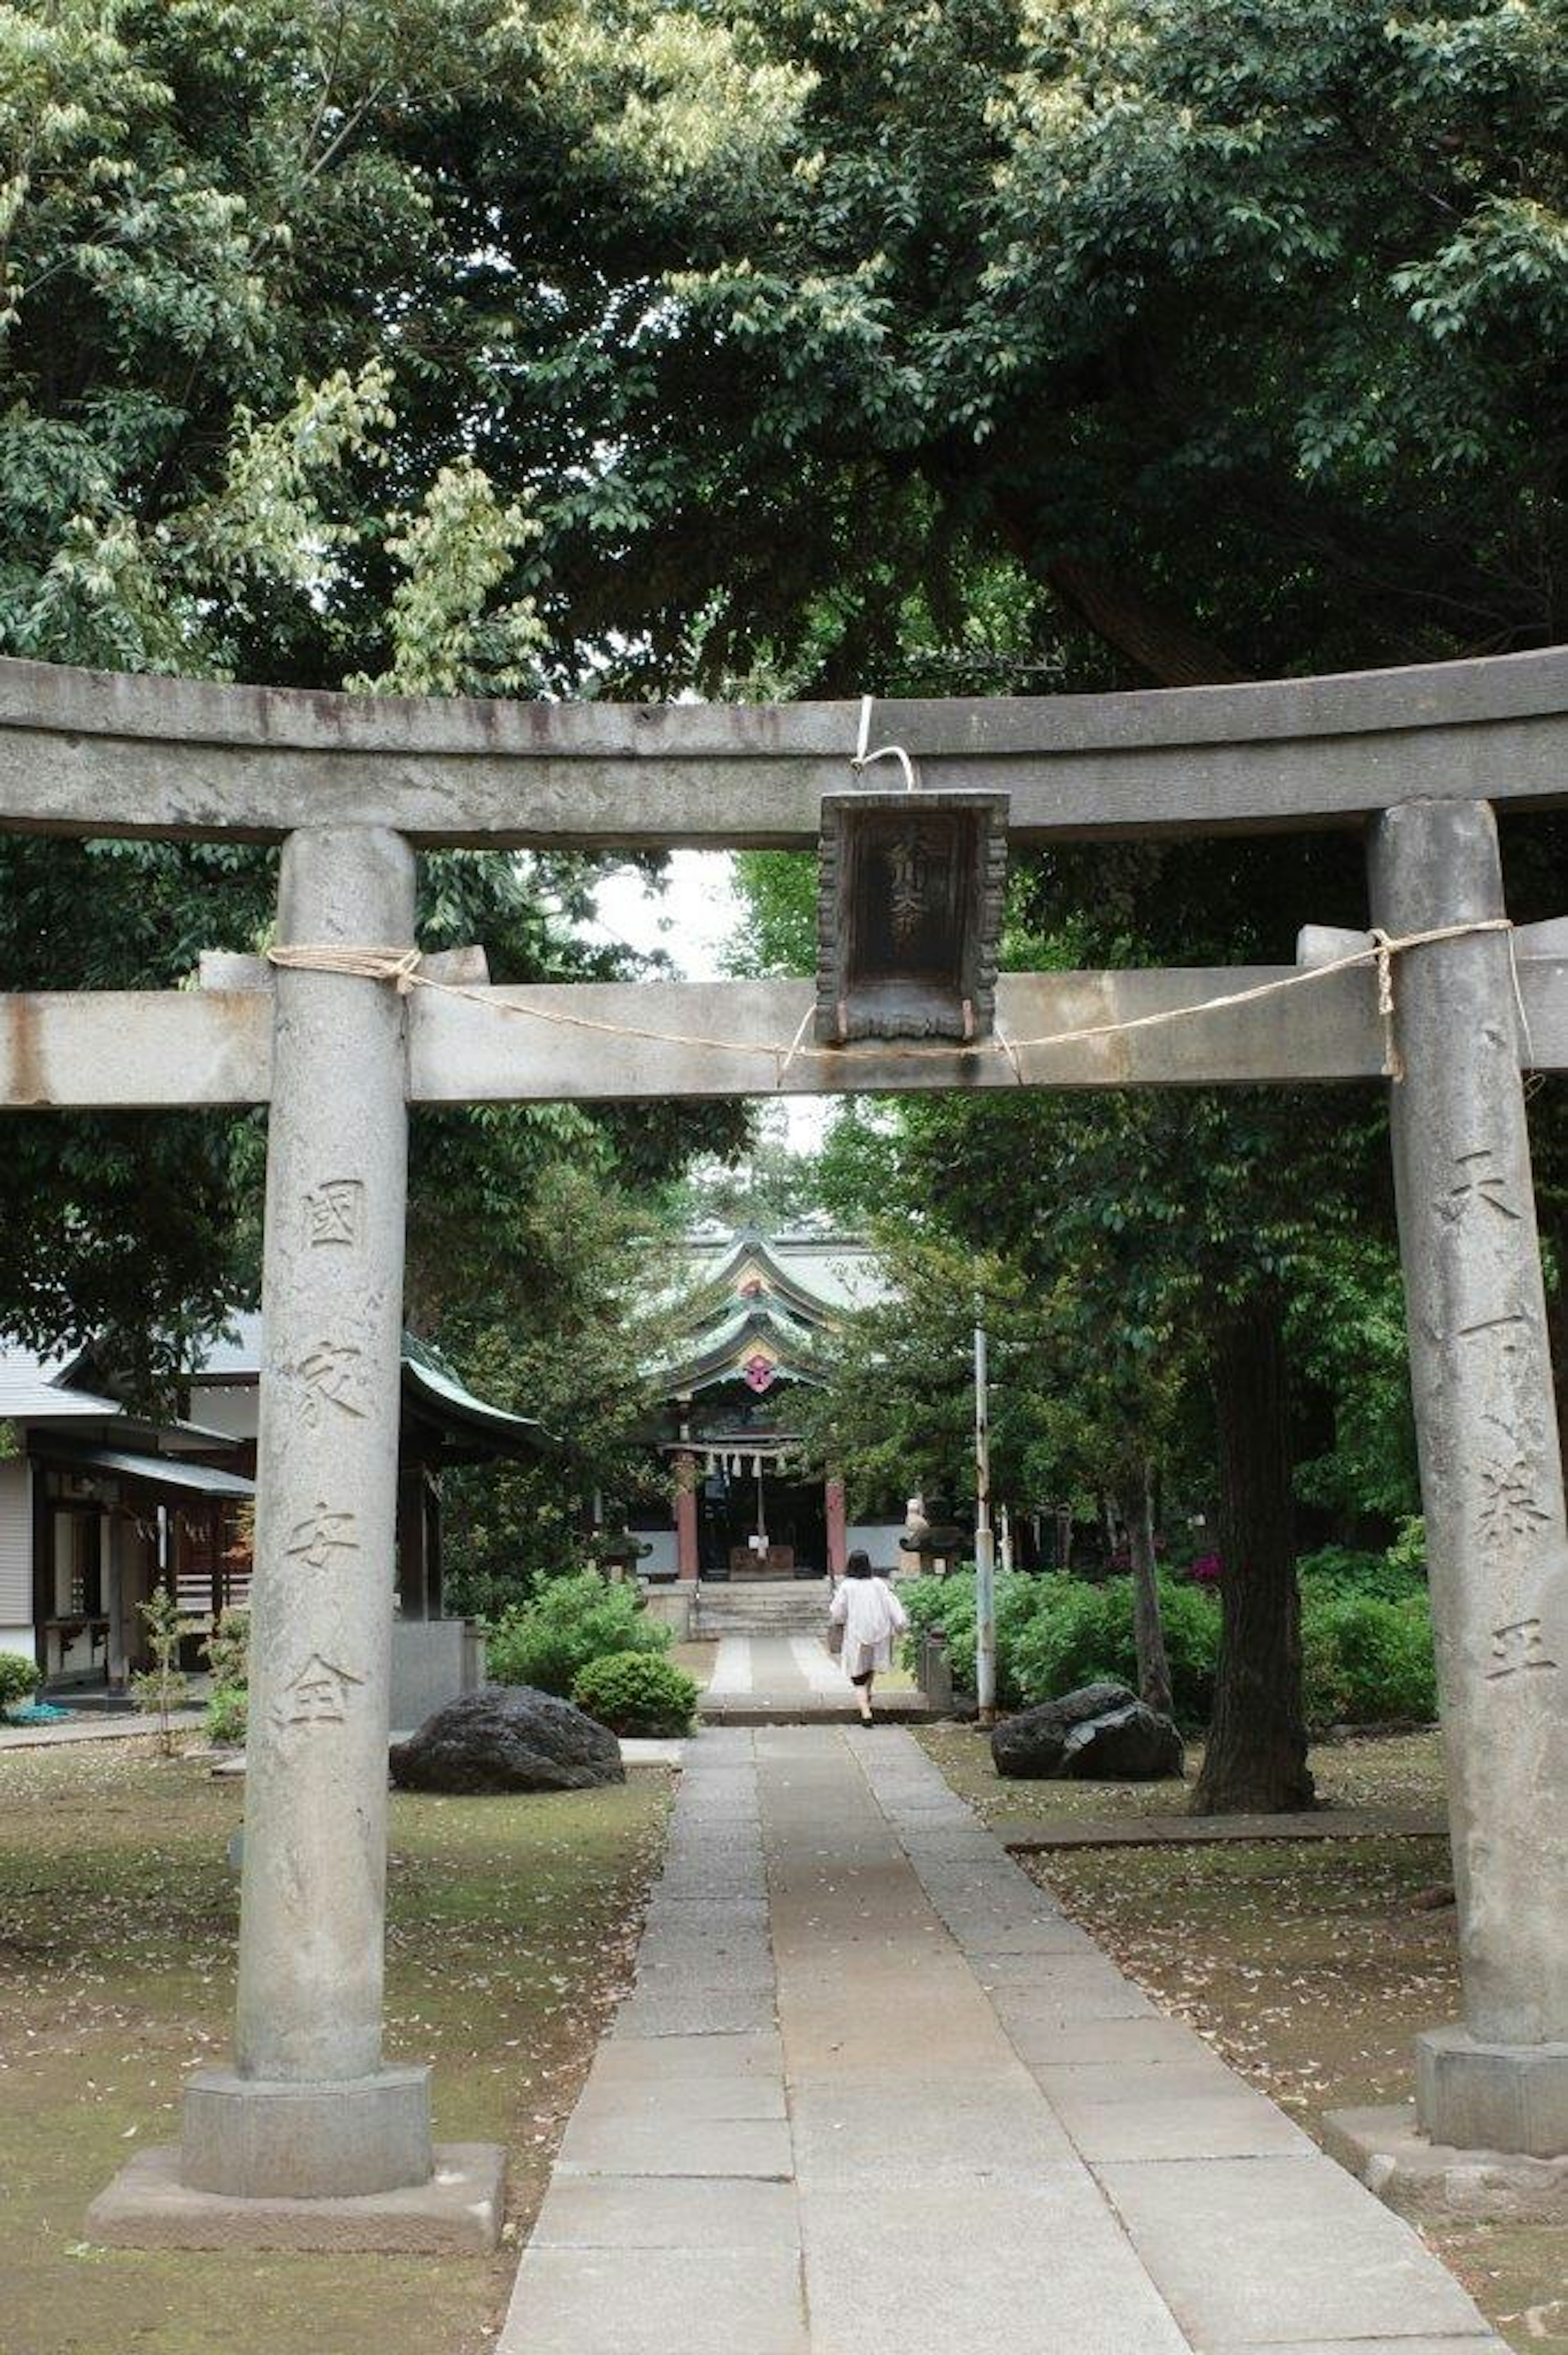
[1044,555,1248,688]
[1120,1457,1174,1718]
[988,501,1248,691]
[1191,1290,1315,1813]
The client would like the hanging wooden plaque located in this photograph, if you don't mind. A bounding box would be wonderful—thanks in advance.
[814,790,1009,1044]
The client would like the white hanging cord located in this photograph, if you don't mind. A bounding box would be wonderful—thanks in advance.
[851,693,919,793]
[774,1003,815,1088]
[1506,925,1540,1088]
[992,1018,1024,1084]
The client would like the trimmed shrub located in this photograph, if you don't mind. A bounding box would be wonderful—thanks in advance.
[0,1651,41,1719]
[486,1572,669,1697]
[1300,1590,1437,1729]
[205,1686,248,1747]
[906,1559,1435,1735]
[901,1570,977,1686]
[571,1652,699,1737]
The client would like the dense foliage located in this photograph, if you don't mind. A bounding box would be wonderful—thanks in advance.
[905,1551,1437,1735]
[902,1570,1218,1723]
[484,1572,670,1698]
[0,0,748,1401]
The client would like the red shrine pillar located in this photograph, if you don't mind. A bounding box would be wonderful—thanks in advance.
[675,1453,699,1583]
[826,1475,848,1579]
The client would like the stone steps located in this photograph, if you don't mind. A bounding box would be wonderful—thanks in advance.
[692,1581,831,1639]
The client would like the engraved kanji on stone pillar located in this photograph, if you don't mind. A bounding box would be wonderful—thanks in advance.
[1369,798,1568,2159]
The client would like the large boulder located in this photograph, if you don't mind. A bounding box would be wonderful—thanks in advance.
[991,1681,1183,1783]
[390,1686,625,1794]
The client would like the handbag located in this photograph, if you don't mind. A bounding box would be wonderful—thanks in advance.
[826,1615,845,1659]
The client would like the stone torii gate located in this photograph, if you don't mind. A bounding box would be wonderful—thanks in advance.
[3,647,1568,2242]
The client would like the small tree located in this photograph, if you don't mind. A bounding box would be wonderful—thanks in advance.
[202,1605,250,1748]
[132,1586,191,1756]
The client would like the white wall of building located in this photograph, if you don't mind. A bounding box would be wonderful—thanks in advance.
[634,1530,679,1578]
[847,1522,910,1572]
[187,1383,258,1441]
[0,1456,36,1659]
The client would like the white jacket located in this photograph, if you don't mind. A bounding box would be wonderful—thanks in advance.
[829,1575,909,1676]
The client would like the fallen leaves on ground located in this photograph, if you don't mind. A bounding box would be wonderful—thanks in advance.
[0,1739,673,2355]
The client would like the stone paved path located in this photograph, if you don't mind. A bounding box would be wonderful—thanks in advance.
[698,1635,932,1723]
[499,1725,1503,2355]
[0,1707,207,1751]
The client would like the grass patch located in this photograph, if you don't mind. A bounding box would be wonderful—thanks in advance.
[919,1723,1447,1826]
[920,1723,1566,2354]
[0,1735,671,2355]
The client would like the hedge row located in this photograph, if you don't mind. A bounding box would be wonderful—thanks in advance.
[902,1558,1436,1733]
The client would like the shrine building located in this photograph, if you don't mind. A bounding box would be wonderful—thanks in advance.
[628,1226,908,1585]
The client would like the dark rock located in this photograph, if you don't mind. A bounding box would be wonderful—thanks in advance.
[991,1681,1183,1782]
[1062,1699,1184,1781]
[390,1686,625,1794]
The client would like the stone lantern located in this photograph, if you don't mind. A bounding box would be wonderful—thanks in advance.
[592,1527,652,1586]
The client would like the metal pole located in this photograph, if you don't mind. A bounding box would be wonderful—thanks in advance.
[974,1320,997,1724]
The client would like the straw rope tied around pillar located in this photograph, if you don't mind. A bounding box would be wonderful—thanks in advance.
[263,914,1519,1087]
[1372,927,1402,1083]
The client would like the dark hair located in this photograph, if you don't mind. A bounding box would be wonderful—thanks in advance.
[845,1550,875,1579]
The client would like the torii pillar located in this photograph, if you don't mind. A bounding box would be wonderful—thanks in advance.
[1350,799,1568,2168]
[90,827,503,2248]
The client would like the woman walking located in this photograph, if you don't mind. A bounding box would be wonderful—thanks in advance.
[829,1550,909,1725]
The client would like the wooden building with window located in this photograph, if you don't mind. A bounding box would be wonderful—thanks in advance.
[0,1316,550,1695]
[0,1342,254,1689]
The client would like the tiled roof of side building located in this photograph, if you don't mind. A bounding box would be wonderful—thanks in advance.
[0,1338,124,1422]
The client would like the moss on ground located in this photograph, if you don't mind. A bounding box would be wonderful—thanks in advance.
[0,1736,670,2355]
[921,1724,1566,2353]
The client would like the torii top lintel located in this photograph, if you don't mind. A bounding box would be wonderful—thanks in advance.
[0,647,1565,849]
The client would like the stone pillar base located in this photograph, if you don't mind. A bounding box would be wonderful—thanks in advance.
[180,2063,433,2199]
[1325,2102,1568,2225]
[86,2140,504,2253]
[1416,2025,1568,2159]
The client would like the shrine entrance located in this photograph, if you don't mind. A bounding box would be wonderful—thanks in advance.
[2,648,1567,2242]
[698,1456,828,1581]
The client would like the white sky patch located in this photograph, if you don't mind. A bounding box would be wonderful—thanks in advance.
[586,849,739,980]
[581,851,829,1150]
